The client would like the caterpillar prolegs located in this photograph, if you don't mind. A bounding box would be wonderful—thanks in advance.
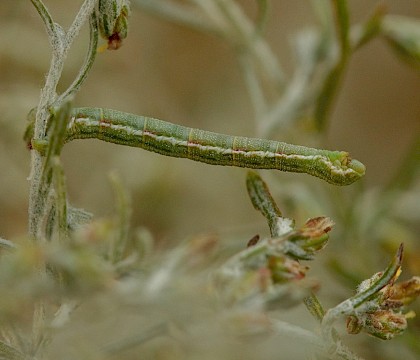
[65,107,365,185]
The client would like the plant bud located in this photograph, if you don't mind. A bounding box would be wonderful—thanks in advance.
[364,310,407,340]
[346,315,362,334]
[347,310,408,340]
[389,276,420,305]
[98,0,130,50]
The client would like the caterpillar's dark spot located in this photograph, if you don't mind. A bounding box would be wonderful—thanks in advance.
[247,234,260,247]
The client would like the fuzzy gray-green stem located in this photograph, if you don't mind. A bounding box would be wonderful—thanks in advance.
[28,0,98,241]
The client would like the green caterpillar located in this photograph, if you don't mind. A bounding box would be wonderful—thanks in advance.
[65,107,365,185]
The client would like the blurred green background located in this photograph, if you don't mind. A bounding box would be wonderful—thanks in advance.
[0,2,419,359]
[0,0,419,243]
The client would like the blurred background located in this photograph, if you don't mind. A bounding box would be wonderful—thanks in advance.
[0,1,419,359]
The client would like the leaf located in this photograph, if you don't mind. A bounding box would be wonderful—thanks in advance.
[382,15,420,69]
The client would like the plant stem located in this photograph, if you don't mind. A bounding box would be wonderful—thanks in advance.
[28,0,98,241]
[57,12,99,105]
[314,0,351,131]
[30,0,56,42]
[134,0,217,34]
